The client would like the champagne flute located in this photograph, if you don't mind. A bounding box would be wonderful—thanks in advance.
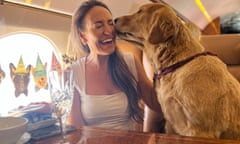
[48,69,74,143]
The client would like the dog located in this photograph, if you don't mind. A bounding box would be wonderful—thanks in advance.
[115,3,240,140]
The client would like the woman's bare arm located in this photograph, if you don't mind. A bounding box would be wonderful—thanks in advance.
[134,55,163,113]
[143,106,166,132]
[67,88,85,128]
[141,52,166,133]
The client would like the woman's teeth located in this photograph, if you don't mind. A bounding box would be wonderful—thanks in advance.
[102,38,112,43]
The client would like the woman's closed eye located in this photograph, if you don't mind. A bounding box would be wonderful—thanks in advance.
[108,20,114,26]
[95,21,114,29]
[95,22,103,29]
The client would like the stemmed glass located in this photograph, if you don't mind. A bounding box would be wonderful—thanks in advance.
[48,69,74,143]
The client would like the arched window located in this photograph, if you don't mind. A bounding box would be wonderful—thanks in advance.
[0,32,60,116]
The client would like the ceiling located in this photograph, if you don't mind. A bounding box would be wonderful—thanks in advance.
[162,0,240,30]
[3,0,240,30]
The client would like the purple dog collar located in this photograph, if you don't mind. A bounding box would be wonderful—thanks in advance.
[153,51,218,81]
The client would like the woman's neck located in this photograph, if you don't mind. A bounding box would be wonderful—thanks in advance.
[86,54,109,70]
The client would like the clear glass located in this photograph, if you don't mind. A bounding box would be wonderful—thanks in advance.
[48,69,74,143]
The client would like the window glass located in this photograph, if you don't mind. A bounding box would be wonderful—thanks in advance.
[0,32,60,116]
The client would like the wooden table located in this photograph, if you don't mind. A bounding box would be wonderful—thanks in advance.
[30,126,240,144]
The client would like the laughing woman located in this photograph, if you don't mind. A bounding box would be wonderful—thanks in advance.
[66,0,164,131]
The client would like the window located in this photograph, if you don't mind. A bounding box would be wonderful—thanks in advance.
[0,32,60,116]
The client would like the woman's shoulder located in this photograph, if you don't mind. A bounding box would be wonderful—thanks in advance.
[121,52,135,62]
[121,52,138,80]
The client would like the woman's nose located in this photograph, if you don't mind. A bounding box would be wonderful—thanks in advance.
[104,25,114,35]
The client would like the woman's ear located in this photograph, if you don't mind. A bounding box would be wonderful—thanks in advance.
[78,30,87,45]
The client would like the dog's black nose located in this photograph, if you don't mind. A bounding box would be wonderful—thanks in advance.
[114,18,118,24]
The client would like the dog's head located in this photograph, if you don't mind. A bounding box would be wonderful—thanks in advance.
[115,3,198,69]
[9,63,31,97]
[115,3,183,48]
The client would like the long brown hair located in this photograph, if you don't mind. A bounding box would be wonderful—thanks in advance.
[68,0,143,122]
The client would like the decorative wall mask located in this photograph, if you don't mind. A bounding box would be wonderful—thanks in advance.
[9,56,31,97]
[51,52,62,71]
[31,55,48,91]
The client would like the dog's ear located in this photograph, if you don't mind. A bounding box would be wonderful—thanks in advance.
[148,16,177,44]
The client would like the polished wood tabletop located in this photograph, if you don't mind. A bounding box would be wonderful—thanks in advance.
[31,126,240,144]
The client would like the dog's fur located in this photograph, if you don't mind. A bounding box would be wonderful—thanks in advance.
[115,3,240,140]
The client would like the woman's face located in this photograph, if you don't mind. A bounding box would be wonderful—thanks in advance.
[79,6,116,56]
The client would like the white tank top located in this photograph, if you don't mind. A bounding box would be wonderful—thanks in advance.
[71,53,138,130]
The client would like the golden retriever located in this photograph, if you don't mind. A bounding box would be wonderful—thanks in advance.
[115,3,240,140]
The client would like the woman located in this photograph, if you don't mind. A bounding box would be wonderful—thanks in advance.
[67,0,164,131]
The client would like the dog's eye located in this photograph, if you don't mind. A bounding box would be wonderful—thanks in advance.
[136,9,142,14]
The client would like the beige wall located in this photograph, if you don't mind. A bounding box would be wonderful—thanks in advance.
[0,3,71,54]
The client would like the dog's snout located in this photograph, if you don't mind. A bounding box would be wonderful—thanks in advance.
[114,18,118,24]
